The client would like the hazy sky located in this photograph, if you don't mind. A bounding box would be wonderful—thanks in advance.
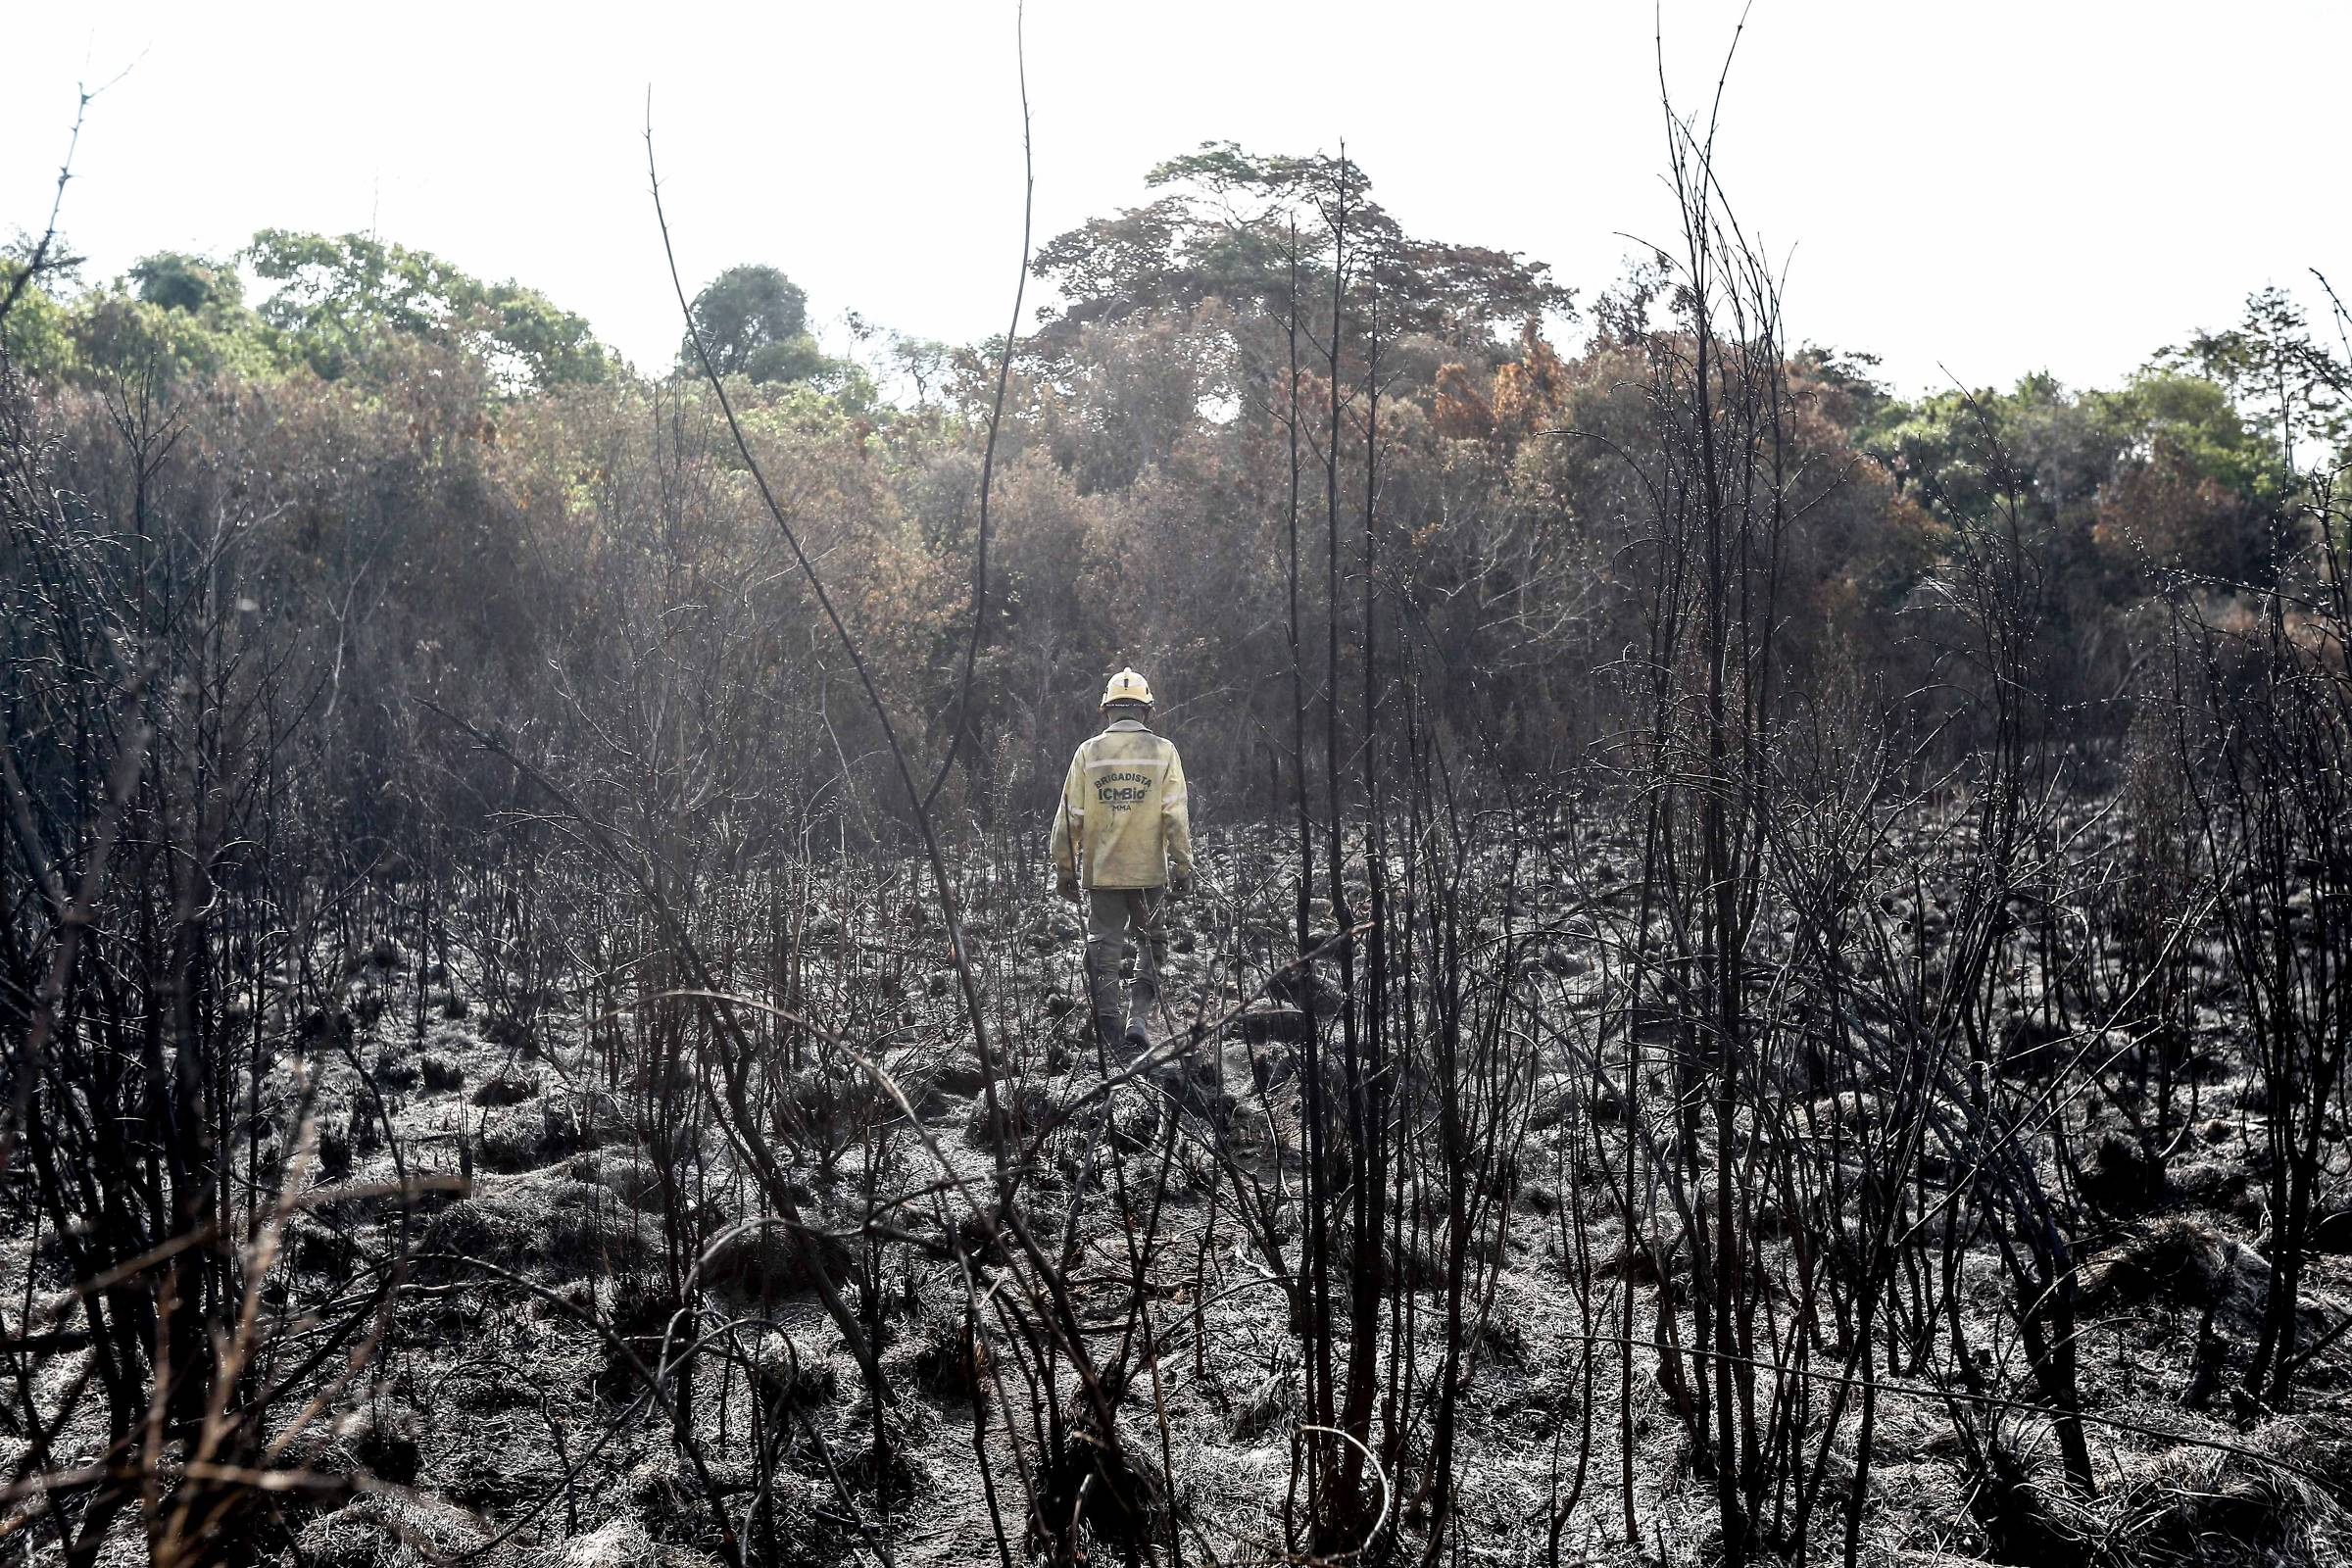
[7,2,2345,396]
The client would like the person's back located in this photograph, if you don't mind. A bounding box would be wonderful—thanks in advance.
[1049,667,1192,1053]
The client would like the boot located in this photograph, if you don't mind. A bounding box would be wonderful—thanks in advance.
[1123,975,1157,1055]
[1085,945,1124,1058]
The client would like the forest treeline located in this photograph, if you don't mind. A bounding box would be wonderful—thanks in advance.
[6,144,2333,841]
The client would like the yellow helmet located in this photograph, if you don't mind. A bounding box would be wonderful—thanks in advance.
[1100,666,1154,709]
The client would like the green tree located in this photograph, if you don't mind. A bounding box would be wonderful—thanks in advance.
[129,251,244,315]
[0,269,72,376]
[68,291,266,384]
[680,264,826,383]
[0,232,81,376]
[246,229,610,390]
[1028,143,1570,359]
[2164,285,2348,466]
[1873,367,2285,593]
[2087,369,2282,584]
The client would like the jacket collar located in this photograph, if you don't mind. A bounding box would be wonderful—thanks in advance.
[1103,717,1152,734]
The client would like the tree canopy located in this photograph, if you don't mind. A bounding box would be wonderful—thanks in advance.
[248,228,612,388]
[1029,142,1571,360]
[680,262,829,384]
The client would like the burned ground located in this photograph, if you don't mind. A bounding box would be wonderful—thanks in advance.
[5,809,2339,1568]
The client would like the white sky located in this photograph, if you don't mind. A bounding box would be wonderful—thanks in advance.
[7,1,2346,397]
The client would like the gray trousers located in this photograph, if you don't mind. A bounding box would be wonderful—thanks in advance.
[1084,887,1165,1031]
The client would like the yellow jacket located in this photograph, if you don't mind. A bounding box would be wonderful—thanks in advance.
[1050,719,1193,890]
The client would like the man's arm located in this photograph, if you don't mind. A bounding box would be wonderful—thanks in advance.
[1162,745,1193,888]
[1050,748,1085,887]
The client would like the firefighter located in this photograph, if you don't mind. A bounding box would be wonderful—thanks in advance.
[1049,667,1194,1054]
